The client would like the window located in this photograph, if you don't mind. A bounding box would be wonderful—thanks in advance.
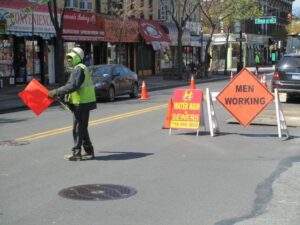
[148,0,153,20]
[108,0,123,15]
[66,0,79,8]
[113,66,124,76]
[121,66,133,74]
[94,66,112,77]
[79,0,92,10]
[140,0,144,18]
[95,0,101,13]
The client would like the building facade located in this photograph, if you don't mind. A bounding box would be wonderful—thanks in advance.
[210,0,294,73]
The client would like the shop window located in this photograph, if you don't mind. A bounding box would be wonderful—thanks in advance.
[0,37,14,83]
[25,40,41,82]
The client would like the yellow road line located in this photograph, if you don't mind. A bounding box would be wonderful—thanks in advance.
[16,104,167,141]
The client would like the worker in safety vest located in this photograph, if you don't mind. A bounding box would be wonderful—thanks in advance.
[48,47,97,161]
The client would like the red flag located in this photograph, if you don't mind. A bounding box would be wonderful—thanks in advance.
[18,79,54,116]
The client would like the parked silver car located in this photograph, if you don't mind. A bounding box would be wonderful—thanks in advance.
[90,64,139,101]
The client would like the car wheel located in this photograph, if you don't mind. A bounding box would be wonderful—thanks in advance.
[108,86,115,101]
[130,83,139,98]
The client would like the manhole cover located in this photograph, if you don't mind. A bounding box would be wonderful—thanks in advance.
[58,184,137,201]
[0,140,29,147]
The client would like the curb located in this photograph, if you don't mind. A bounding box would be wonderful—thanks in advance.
[0,76,228,114]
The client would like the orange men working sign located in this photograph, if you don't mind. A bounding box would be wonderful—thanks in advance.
[217,68,274,127]
[170,89,203,130]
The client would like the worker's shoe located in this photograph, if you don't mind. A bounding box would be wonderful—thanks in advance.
[64,149,82,161]
[82,146,95,160]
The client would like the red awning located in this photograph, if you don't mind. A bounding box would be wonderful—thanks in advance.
[139,20,171,44]
[63,11,104,42]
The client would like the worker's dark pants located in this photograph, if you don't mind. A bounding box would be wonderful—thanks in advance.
[72,107,93,153]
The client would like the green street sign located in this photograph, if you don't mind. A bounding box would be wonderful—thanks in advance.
[255,17,277,24]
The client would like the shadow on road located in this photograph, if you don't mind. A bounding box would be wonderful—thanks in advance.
[94,151,154,161]
[0,118,29,124]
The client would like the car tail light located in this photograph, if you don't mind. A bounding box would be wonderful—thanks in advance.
[273,71,280,80]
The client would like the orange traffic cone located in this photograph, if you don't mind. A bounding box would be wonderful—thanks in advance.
[140,80,148,100]
[162,98,173,129]
[261,74,268,88]
[190,75,196,89]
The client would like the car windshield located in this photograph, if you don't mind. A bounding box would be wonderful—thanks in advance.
[92,66,112,78]
[277,56,300,69]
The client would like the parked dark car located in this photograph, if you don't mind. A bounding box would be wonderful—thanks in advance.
[90,64,139,101]
[271,53,300,99]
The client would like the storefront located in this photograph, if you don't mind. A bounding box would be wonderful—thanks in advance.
[62,11,105,68]
[138,20,170,76]
[160,23,190,69]
[0,0,56,87]
[103,16,139,71]
[211,33,270,72]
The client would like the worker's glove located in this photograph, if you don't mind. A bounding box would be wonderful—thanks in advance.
[48,89,57,99]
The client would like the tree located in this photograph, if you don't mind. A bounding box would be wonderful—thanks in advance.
[271,27,288,43]
[287,19,300,34]
[222,0,262,75]
[46,0,67,85]
[200,0,262,77]
[106,0,146,64]
[165,0,201,78]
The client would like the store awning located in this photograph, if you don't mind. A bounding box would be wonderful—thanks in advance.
[104,17,139,43]
[160,23,190,46]
[0,0,56,39]
[6,31,55,40]
[190,35,201,47]
[139,20,170,50]
[63,11,104,42]
[62,35,104,42]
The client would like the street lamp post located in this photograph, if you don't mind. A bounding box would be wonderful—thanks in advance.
[200,29,203,65]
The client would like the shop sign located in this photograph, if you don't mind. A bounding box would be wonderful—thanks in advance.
[140,21,164,40]
[63,11,104,38]
[1,8,55,34]
[216,68,274,127]
[170,89,203,129]
[159,0,167,21]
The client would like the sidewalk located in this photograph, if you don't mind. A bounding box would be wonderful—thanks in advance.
[0,73,228,114]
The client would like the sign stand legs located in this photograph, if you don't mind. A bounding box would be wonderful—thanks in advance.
[206,88,220,136]
[274,88,289,139]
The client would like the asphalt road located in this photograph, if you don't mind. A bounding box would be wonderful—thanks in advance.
[1,79,300,225]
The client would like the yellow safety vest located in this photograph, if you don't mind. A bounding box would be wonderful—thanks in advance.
[69,63,96,105]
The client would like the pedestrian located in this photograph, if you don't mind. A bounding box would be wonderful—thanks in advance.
[255,52,260,74]
[271,51,276,66]
[48,47,97,161]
